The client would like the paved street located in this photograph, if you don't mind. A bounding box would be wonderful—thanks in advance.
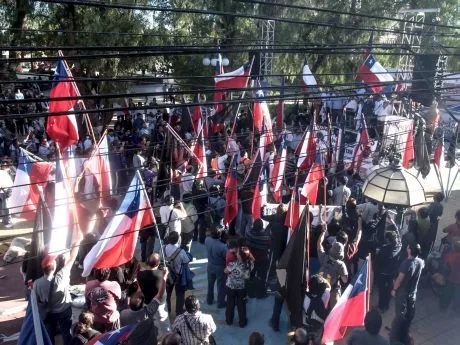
[0,163,459,344]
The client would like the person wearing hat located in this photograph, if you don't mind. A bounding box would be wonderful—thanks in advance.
[317,224,348,309]
[34,242,81,345]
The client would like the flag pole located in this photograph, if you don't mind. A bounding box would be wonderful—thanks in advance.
[230,55,255,137]
[367,254,372,312]
[20,147,44,162]
[57,50,97,145]
[135,170,166,264]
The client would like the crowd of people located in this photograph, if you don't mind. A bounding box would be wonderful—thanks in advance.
[2,81,458,345]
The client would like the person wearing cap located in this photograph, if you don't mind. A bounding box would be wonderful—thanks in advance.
[317,223,348,309]
[0,161,13,228]
[34,242,81,345]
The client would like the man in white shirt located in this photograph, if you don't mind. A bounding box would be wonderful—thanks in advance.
[181,166,195,199]
[169,201,187,236]
[159,196,174,237]
[15,89,24,100]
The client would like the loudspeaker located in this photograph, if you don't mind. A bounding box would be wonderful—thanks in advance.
[411,54,439,106]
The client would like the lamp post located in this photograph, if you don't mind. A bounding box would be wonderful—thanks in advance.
[202,53,229,70]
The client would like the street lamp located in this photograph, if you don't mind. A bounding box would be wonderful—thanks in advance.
[202,53,230,67]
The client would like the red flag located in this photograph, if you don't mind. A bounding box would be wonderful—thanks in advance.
[191,94,202,135]
[85,134,113,201]
[434,140,445,169]
[402,122,415,169]
[296,121,317,170]
[300,153,324,205]
[46,60,79,150]
[214,64,250,89]
[284,192,300,235]
[351,113,370,172]
[192,120,208,179]
[223,157,239,226]
[322,260,369,343]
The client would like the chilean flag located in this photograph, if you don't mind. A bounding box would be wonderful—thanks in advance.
[300,153,324,205]
[351,112,370,172]
[254,90,274,150]
[86,134,113,199]
[271,135,287,203]
[223,156,239,226]
[10,149,53,220]
[82,173,153,276]
[214,63,250,89]
[357,54,394,93]
[86,325,135,345]
[322,259,370,343]
[46,60,79,151]
[301,59,317,92]
[296,121,317,170]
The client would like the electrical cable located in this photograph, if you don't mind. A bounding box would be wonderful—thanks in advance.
[31,0,459,38]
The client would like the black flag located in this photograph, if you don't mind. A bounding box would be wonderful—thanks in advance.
[276,205,309,327]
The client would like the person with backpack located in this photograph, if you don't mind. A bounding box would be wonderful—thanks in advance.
[302,275,331,345]
[165,231,192,316]
[84,268,122,332]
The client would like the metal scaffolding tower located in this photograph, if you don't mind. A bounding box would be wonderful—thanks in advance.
[260,19,275,77]
[393,8,440,116]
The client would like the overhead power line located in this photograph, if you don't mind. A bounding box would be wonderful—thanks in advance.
[31,0,458,38]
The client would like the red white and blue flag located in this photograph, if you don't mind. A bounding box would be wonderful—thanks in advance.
[296,121,317,171]
[284,189,300,236]
[49,147,73,254]
[402,122,415,169]
[223,156,239,226]
[10,149,53,220]
[301,59,317,92]
[254,90,274,152]
[214,63,250,89]
[85,134,113,199]
[300,152,325,205]
[351,112,370,172]
[46,60,79,151]
[322,259,370,343]
[82,173,153,276]
[18,289,53,345]
[271,134,287,203]
[357,54,394,93]
[87,325,135,345]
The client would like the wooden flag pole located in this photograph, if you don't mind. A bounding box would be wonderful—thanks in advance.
[367,254,372,312]
[135,170,166,264]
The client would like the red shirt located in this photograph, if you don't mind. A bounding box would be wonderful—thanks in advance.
[444,252,460,284]
[444,223,460,239]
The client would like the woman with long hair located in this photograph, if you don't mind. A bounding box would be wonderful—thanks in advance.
[70,311,100,345]
[224,246,254,328]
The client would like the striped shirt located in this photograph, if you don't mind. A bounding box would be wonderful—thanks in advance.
[172,311,216,345]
